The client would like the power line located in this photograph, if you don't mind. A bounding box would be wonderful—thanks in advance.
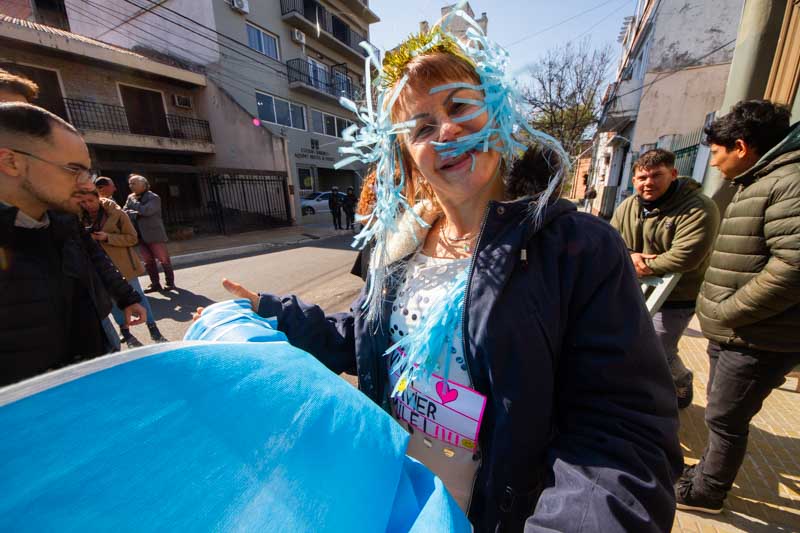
[506,0,619,48]
[65,2,287,101]
[574,0,634,42]
[117,0,289,80]
[609,38,736,103]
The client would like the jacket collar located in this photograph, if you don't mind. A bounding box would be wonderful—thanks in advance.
[381,196,576,266]
[733,121,800,185]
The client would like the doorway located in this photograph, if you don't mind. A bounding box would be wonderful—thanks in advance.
[118,84,169,137]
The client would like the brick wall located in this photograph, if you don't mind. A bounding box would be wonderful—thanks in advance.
[0,44,202,117]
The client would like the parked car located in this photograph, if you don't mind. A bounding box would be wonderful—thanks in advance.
[301,191,347,216]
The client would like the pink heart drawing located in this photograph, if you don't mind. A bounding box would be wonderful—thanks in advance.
[436,380,459,405]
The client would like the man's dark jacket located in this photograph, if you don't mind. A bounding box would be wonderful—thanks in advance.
[257,198,682,532]
[0,203,141,385]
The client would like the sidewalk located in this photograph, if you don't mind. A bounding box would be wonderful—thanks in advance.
[673,317,800,532]
[166,223,350,266]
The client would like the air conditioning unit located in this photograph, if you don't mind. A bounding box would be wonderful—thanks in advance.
[230,0,250,14]
[173,94,192,109]
[292,28,306,45]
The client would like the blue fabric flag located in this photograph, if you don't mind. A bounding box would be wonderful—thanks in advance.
[0,301,469,532]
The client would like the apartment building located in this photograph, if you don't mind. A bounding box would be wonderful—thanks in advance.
[0,2,295,235]
[59,0,379,221]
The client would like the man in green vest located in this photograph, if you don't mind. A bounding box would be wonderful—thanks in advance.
[677,100,800,514]
[612,149,720,409]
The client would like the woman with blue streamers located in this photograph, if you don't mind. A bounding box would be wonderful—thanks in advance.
[197,8,682,531]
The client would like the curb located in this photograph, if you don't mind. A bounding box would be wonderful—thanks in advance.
[171,231,344,268]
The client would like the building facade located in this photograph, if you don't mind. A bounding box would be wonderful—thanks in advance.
[59,0,379,222]
[0,5,293,235]
[588,0,743,217]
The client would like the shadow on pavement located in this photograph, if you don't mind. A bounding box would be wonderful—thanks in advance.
[678,401,800,530]
[148,288,215,323]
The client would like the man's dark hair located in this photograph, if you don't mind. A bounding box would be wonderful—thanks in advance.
[94,176,113,187]
[633,148,675,173]
[0,102,77,142]
[0,68,39,101]
[704,100,791,156]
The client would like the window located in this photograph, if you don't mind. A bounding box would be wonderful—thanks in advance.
[311,108,354,138]
[246,23,279,61]
[308,59,329,90]
[256,92,306,130]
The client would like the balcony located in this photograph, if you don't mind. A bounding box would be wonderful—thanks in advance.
[280,0,370,62]
[286,59,359,102]
[597,79,641,132]
[64,98,214,153]
[337,0,380,24]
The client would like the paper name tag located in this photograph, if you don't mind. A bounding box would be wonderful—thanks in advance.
[388,351,487,451]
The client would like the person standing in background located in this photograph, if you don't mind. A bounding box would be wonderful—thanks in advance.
[94,176,118,202]
[611,149,719,409]
[343,186,356,230]
[124,174,175,293]
[328,185,342,230]
[81,187,167,347]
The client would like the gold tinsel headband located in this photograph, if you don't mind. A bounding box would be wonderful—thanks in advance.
[380,27,474,88]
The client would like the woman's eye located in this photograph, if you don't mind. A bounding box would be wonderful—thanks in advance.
[412,125,436,142]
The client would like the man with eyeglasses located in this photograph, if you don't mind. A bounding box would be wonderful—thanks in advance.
[0,103,146,385]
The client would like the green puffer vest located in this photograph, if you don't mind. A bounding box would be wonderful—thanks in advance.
[696,124,800,352]
[611,178,720,303]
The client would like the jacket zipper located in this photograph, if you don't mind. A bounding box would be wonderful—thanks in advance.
[462,201,492,516]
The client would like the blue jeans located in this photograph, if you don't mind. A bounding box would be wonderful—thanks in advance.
[112,277,156,328]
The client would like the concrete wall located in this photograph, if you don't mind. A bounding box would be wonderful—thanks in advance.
[632,62,731,148]
[196,80,284,172]
[64,0,221,64]
[646,0,742,72]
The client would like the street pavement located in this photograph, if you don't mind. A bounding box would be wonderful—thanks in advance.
[118,239,800,532]
[126,234,363,346]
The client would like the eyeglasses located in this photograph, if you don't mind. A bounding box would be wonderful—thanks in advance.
[13,150,98,184]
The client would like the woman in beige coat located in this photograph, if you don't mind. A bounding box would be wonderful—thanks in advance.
[81,189,167,347]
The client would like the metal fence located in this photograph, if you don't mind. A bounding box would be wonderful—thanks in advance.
[162,171,292,235]
[64,99,212,142]
[286,59,358,100]
[671,128,703,177]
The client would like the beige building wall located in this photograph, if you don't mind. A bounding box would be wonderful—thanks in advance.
[632,63,731,149]
[197,80,284,173]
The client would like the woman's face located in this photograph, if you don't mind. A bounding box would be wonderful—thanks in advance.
[398,81,501,206]
[129,180,147,194]
[80,193,100,213]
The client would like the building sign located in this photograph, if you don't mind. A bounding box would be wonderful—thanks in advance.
[295,139,336,163]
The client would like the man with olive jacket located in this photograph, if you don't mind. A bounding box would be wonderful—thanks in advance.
[677,100,800,514]
[612,148,720,409]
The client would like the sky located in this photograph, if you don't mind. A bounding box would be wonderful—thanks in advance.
[368,0,637,77]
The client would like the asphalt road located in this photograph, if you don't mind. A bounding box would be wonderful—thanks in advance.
[123,234,363,347]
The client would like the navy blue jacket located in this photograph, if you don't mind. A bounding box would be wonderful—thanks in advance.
[257,198,682,532]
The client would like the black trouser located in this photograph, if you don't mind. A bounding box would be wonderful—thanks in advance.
[693,341,800,499]
[344,209,354,229]
[331,207,342,229]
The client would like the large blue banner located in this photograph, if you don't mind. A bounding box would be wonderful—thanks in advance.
[0,301,469,532]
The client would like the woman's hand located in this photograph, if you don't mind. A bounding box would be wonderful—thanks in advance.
[91,231,109,242]
[191,278,259,322]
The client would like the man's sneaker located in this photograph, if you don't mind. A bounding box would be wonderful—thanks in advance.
[163,283,177,291]
[675,371,694,409]
[120,329,143,348]
[144,284,163,293]
[148,324,168,343]
[676,479,723,515]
